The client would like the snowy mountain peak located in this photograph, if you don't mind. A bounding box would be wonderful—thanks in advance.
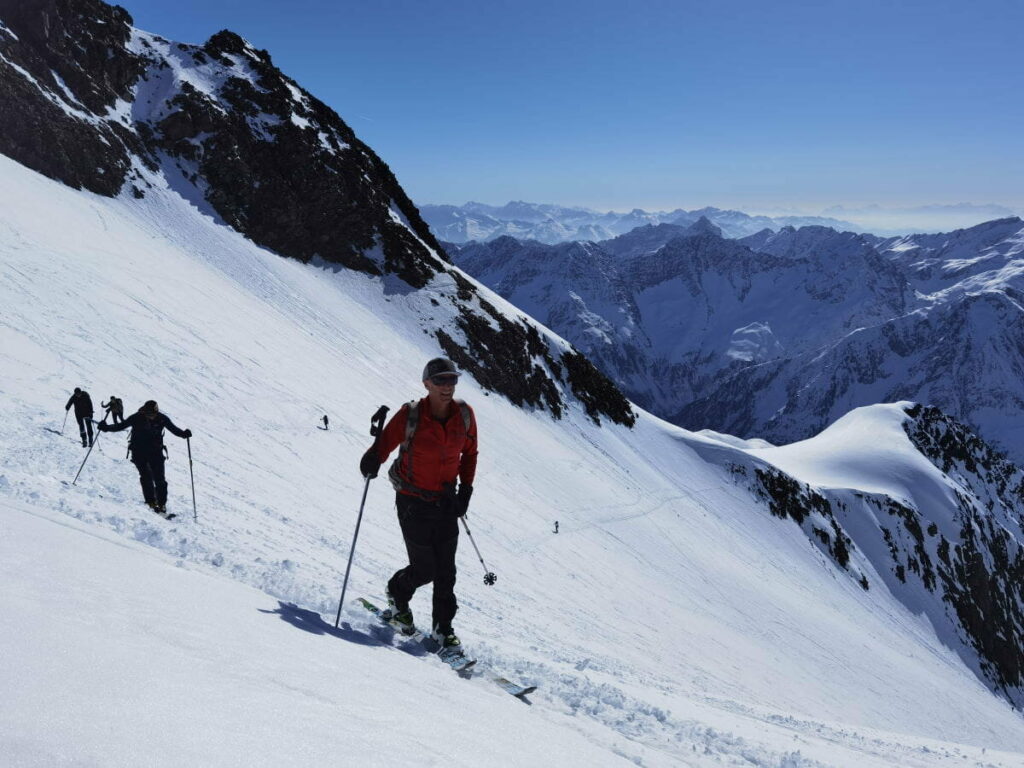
[682,215,723,238]
[0,0,636,427]
[745,401,1024,704]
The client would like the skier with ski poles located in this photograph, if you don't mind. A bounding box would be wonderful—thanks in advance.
[359,357,478,654]
[65,387,95,447]
[98,400,192,517]
[102,395,124,424]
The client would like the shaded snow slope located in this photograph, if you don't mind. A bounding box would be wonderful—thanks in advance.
[2,156,1024,765]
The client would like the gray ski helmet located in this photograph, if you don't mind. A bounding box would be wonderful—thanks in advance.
[422,357,460,381]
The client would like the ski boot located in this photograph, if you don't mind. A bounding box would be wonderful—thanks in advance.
[382,592,416,636]
[433,626,473,671]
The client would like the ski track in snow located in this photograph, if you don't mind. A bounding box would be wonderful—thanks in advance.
[1,154,1024,766]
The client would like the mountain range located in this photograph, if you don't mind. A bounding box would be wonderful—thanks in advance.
[447,216,1024,466]
[420,200,861,243]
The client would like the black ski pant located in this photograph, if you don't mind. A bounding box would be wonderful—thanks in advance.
[76,414,94,446]
[109,411,123,425]
[132,450,168,506]
[387,493,459,634]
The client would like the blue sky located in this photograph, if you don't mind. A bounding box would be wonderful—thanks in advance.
[123,0,1022,215]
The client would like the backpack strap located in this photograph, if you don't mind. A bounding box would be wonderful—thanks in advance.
[455,399,472,435]
[389,401,432,498]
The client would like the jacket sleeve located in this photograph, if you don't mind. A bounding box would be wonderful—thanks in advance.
[65,395,74,411]
[459,405,478,486]
[373,404,409,462]
[162,415,188,438]
[105,413,133,433]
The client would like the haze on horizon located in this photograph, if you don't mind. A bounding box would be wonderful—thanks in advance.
[123,0,1024,232]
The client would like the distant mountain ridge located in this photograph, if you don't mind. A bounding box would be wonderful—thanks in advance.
[447,215,1024,463]
[421,200,860,244]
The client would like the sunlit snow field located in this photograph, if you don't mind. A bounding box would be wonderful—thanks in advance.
[2,154,1023,766]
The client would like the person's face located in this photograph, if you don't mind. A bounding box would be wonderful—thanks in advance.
[424,374,458,403]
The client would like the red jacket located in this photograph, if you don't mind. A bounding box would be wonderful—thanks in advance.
[374,398,478,494]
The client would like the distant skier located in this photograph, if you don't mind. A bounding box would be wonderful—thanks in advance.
[554,521,559,534]
[359,357,478,652]
[65,387,95,447]
[98,400,191,516]
[323,414,329,430]
[102,395,124,424]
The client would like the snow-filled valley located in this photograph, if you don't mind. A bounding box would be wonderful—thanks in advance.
[3,149,1024,767]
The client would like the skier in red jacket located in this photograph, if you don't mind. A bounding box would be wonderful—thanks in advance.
[360,357,478,651]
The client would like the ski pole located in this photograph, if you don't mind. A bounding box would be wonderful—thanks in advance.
[460,516,497,586]
[334,474,372,628]
[72,423,103,485]
[72,416,107,484]
[61,410,69,434]
[187,437,197,522]
[334,405,390,628]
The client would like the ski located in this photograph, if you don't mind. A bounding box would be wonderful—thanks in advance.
[353,598,536,696]
[435,643,477,673]
[354,597,476,672]
[492,676,537,698]
[354,597,423,640]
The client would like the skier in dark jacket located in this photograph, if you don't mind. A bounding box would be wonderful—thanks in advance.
[99,400,191,514]
[65,387,95,447]
[102,396,124,424]
[359,357,478,652]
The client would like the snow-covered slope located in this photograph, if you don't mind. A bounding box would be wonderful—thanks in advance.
[3,147,1024,765]
[0,0,632,427]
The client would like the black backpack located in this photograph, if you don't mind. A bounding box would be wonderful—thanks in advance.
[128,414,165,457]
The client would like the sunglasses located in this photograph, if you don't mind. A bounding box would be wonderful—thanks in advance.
[430,375,459,386]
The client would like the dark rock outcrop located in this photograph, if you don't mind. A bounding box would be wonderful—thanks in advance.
[0,0,635,427]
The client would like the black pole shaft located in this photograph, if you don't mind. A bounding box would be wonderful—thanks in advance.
[334,474,372,627]
[187,437,197,522]
[61,410,69,434]
[72,429,101,485]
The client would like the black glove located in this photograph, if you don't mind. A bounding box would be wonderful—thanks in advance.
[455,483,473,518]
[438,482,458,516]
[360,448,381,479]
[97,422,111,432]
[183,429,192,439]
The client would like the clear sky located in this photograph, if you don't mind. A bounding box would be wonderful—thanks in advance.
[121,0,1022,215]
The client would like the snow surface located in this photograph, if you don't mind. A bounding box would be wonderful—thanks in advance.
[2,153,1024,766]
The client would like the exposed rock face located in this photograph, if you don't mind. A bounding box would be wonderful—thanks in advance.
[718,404,1024,706]
[0,0,634,427]
[902,404,1024,696]
[0,0,149,195]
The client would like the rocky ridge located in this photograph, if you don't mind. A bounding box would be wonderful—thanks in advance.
[0,0,633,427]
